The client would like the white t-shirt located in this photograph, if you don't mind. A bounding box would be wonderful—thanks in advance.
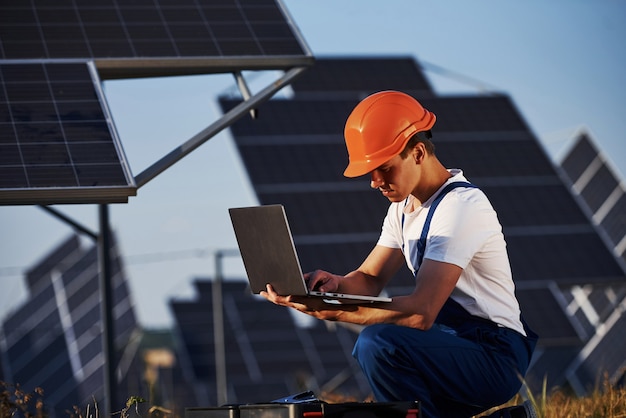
[377,169,526,336]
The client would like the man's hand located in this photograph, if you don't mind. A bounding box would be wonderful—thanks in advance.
[304,269,342,292]
[260,284,355,321]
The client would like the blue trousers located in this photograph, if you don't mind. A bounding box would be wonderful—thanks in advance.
[352,309,536,418]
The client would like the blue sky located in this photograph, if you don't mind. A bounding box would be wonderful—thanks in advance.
[1,0,625,328]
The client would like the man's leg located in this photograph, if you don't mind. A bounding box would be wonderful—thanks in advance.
[352,324,523,418]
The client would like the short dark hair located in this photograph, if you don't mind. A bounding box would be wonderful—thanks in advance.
[400,130,435,158]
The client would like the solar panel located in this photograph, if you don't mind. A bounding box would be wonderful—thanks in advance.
[1,233,137,415]
[0,61,136,204]
[482,184,588,227]
[424,96,530,132]
[559,132,626,266]
[571,311,626,391]
[507,232,624,283]
[170,279,368,405]
[289,57,435,95]
[516,288,581,345]
[435,135,557,178]
[0,0,312,205]
[602,194,626,245]
[523,345,581,390]
[0,0,312,79]
[580,164,619,212]
[560,133,598,182]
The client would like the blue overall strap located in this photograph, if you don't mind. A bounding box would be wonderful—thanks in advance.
[414,181,478,269]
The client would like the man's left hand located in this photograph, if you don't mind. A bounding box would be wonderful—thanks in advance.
[260,284,355,321]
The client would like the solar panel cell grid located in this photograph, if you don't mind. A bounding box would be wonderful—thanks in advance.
[238,143,349,184]
[0,0,308,61]
[223,99,355,135]
[259,190,387,234]
[507,233,624,282]
[425,96,529,132]
[437,139,556,178]
[516,288,580,341]
[289,58,434,93]
[588,286,622,321]
[561,134,598,182]
[0,62,136,203]
[581,164,618,212]
[575,316,626,385]
[483,185,588,227]
[601,194,626,243]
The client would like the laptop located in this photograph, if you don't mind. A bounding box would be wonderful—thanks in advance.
[228,204,391,303]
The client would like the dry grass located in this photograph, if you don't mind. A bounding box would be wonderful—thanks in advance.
[477,375,626,418]
[3,379,625,418]
[0,382,45,418]
[540,381,626,418]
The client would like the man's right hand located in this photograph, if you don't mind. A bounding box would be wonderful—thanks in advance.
[304,270,342,293]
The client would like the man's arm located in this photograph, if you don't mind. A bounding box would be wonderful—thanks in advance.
[262,245,462,330]
[306,245,405,296]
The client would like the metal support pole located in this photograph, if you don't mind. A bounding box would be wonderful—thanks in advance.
[212,249,240,406]
[212,251,227,406]
[98,204,116,416]
[135,66,308,189]
[39,205,98,240]
[233,71,257,119]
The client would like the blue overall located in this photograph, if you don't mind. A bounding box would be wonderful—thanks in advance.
[352,183,538,418]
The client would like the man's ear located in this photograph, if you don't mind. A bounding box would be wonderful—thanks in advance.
[414,143,426,163]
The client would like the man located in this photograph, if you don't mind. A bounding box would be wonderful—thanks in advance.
[261,90,537,418]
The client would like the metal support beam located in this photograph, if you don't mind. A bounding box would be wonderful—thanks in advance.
[98,204,116,417]
[39,205,98,241]
[212,249,240,406]
[233,71,257,119]
[135,66,308,189]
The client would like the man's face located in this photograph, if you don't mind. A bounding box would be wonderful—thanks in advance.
[369,153,417,202]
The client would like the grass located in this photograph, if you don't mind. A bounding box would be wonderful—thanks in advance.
[539,378,626,418]
[475,375,626,418]
[2,379,626,418]
[0,382,45,418]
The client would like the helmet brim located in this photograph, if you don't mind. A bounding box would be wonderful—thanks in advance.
[343,156,391,178]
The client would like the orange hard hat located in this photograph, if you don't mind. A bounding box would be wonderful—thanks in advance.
[343,91,436,177]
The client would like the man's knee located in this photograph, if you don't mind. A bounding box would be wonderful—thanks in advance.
[352,323,401,363]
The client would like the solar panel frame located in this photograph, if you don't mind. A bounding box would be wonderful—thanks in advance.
[0,61,137,205]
